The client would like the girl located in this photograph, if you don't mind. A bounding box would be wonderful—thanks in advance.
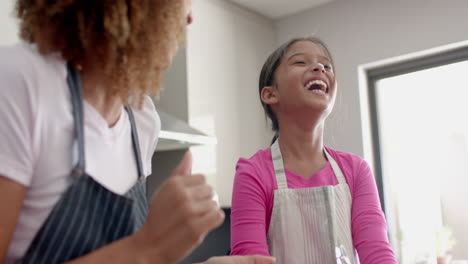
[230,37,397,263]
[0,0,273,263]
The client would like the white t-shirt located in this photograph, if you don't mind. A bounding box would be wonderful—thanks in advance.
[0,43,160,262]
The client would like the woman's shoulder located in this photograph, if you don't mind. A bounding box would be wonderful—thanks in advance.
[0,43,66,96]
[132,96,161,153]
[0,43,34,80]
[0,42,65,74]
[132,96,161,131]
[0,43,34,64]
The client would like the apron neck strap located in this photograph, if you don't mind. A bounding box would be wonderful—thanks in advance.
[271,139,288,189]
[67,63,86,171]
[66,63,144,178]
[323,148,346,184]
[125,107,145,178]
[270,138,347,189]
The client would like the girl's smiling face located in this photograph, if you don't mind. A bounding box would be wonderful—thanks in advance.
[270,40,337,117]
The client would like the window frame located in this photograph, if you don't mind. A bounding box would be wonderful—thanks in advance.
[364,45,468,213]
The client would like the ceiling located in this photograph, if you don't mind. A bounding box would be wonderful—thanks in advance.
[227,0,335,19]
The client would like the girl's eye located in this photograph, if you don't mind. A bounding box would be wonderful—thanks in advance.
[324,64,333,71]
[294,61,306,65]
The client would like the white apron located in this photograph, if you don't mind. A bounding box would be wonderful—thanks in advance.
[267,139,358,264]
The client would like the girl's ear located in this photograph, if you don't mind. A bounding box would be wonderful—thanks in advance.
[261,86,279,105]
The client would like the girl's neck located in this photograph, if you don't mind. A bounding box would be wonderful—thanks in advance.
[276,114,328,178]
[278,118,324,161]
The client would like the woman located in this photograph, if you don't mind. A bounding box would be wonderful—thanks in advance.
[0,0,274,263]
[230,37,398,263]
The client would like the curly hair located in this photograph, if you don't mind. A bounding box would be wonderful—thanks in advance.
[16,0,186,107]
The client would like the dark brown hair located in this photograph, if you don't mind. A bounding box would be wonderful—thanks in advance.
[258,37,335,144]
[16,0,186,107]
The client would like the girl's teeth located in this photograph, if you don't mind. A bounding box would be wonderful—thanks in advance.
[305,80,327,91]
[310,89,325,95]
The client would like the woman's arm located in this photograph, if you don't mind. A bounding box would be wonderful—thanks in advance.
[351,159,398,264]
[230,159,271,256]
[1,153,224,264]
[0,176,27,261]
[66,152,224,264]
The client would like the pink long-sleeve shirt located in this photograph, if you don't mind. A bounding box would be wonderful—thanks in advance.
[230,146,397,263]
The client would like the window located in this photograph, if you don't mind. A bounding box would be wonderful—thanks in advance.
[365,44,468,264]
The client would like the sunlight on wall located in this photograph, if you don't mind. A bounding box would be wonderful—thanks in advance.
[190,115,217,190]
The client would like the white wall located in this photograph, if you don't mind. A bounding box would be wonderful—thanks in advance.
[0,0,19,45]
[276,0,468,157]
[187,0,275,206]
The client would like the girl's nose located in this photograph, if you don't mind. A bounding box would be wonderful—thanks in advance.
[312,63,326,73]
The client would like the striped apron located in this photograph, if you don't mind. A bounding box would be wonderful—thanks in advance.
[267,139,358,264]
[18,64,149,263]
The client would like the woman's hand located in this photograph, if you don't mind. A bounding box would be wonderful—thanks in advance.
[199,255,276,264]
[134,151,224,264]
